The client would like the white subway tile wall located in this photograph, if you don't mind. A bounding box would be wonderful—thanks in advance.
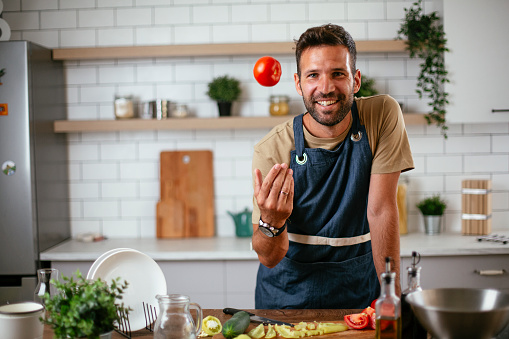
[4,0,509,237]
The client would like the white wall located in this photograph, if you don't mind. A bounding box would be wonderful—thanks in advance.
[3,0,508,238]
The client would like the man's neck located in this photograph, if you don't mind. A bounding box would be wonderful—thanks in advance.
[302,111,352,138]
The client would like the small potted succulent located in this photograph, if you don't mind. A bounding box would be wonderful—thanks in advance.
[416,194,447,235]
[206,75,241,117]
[41,270,130,339]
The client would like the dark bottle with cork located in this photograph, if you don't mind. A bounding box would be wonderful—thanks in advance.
[375,257,402,339]
[401,251,427,339]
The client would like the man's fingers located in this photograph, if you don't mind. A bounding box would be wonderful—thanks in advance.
[254,168,263,196]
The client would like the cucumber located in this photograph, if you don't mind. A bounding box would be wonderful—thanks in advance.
[222,311,251,339]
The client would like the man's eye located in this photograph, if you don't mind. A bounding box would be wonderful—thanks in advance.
[307,73,318,78]
[333,72,344,77]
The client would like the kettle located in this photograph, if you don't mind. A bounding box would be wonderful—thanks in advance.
[227,208,253,237]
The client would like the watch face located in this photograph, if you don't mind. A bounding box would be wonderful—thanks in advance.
[259,226,275,237]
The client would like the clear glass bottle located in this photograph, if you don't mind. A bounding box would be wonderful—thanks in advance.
[401,252,427,339]
[375,257,402,339]
[34,268,59,306]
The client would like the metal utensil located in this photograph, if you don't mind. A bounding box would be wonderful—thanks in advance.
[223,308,294,327]
[406,288,509,339]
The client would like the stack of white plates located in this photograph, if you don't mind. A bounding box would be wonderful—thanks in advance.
[87,248,167,331]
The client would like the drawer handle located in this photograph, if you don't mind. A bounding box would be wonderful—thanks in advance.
[492,109,509,113]
[474,269,506,276]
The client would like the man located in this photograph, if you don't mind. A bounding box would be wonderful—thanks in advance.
[251,24,414,309]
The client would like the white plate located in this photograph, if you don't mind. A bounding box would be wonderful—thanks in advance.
[89,249,167,331]
[86,248,131,280]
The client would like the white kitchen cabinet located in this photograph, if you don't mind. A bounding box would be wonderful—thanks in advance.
[50,260,260,309]
[443,0,509,123]
[401,254,509,292]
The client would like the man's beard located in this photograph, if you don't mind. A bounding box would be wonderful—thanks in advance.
[303,91,354,127]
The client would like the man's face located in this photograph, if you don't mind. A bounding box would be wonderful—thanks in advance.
[294,45,361,127]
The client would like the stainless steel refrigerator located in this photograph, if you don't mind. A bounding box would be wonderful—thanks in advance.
[0,41,70,304]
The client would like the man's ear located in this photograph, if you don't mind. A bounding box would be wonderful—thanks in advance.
[354,69,361,94]
[294,73,303,96]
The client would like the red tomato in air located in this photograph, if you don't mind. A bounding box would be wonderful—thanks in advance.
[370,299,377,309]
[344,313,369,330]
[253,56,282,87]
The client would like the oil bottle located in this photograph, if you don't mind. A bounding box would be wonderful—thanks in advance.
[401,251,427,339]
[375,257,401,339]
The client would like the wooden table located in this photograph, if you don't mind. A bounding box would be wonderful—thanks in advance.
[43,309,374,338]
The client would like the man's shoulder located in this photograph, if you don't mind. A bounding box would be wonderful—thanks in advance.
[355,94,401,125]
[255,116,295,150]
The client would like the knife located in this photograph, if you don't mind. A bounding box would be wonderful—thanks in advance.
[223,308,294,327]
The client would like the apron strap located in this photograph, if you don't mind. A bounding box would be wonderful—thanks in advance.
[293,114,306,158]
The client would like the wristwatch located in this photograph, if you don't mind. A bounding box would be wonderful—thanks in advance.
[258,218,286,237]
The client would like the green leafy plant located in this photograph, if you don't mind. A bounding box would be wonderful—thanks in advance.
[355,75,379,98]
[397,0,449,137]
[416,194,447,216]
[206,75,241,102]
[41,270,130,339]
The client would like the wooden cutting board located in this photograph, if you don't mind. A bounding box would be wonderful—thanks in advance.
[156,150,215,238]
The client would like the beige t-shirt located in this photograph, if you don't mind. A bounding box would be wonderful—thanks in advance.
[252,94,414,222]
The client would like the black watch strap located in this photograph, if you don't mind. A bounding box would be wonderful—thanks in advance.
[258,218,286,237]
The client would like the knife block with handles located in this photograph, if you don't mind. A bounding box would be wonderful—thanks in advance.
[156,150,215,238]
[462,179,492,235]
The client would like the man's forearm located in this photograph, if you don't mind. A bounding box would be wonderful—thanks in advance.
[369,212,401,295]
[252,223,289,268]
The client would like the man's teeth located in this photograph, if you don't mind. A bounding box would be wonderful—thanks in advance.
[317,100,337,106]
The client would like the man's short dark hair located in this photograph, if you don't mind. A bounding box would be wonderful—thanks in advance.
[295,24,357,77]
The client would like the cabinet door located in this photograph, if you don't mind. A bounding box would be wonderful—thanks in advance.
[444,0,509,123]
[401,255,509,292]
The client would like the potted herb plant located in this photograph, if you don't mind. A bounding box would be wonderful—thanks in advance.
[206,75,241,116]
[41,270,130,339]
[416,194,447,235]
[397,0,449,137]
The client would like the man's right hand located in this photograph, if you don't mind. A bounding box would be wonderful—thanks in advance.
[254,163,294,228]
[252,163,294,268]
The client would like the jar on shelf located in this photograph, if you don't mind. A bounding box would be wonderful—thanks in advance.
[114,95,134,119]
[269,95,290,116]
[171,104,189,118]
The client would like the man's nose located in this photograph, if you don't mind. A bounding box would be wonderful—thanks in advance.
[318,76,335,94]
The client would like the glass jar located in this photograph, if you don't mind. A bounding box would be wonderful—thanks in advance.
[154,294,203,339]
[114,95,134,119]
[171,104,189,118]
[269,95,290,116]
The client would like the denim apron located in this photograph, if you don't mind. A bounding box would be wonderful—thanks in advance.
[255,102,380,309]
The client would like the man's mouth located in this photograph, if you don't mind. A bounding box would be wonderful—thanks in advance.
[316,100,338,107]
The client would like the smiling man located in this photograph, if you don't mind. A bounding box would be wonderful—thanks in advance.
[251,24,414,309]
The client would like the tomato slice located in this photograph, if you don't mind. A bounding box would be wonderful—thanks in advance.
[369,313,376,330]
[362,306,375,317]
[344,313,368,330]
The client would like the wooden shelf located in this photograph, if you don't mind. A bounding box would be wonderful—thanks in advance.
[53,114,426,133]
[52,40,407,60]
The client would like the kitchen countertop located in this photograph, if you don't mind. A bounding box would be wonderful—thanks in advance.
[41,231,509,262]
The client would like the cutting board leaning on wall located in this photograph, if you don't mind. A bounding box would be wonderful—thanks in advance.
[156,150,215,238]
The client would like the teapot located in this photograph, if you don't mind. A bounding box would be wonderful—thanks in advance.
[227,208,253,237]
[153,294,203,339]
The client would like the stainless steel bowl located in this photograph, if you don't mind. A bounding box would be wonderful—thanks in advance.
[406,288,509,339]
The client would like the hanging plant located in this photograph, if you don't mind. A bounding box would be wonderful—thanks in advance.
[397,0,449,137]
